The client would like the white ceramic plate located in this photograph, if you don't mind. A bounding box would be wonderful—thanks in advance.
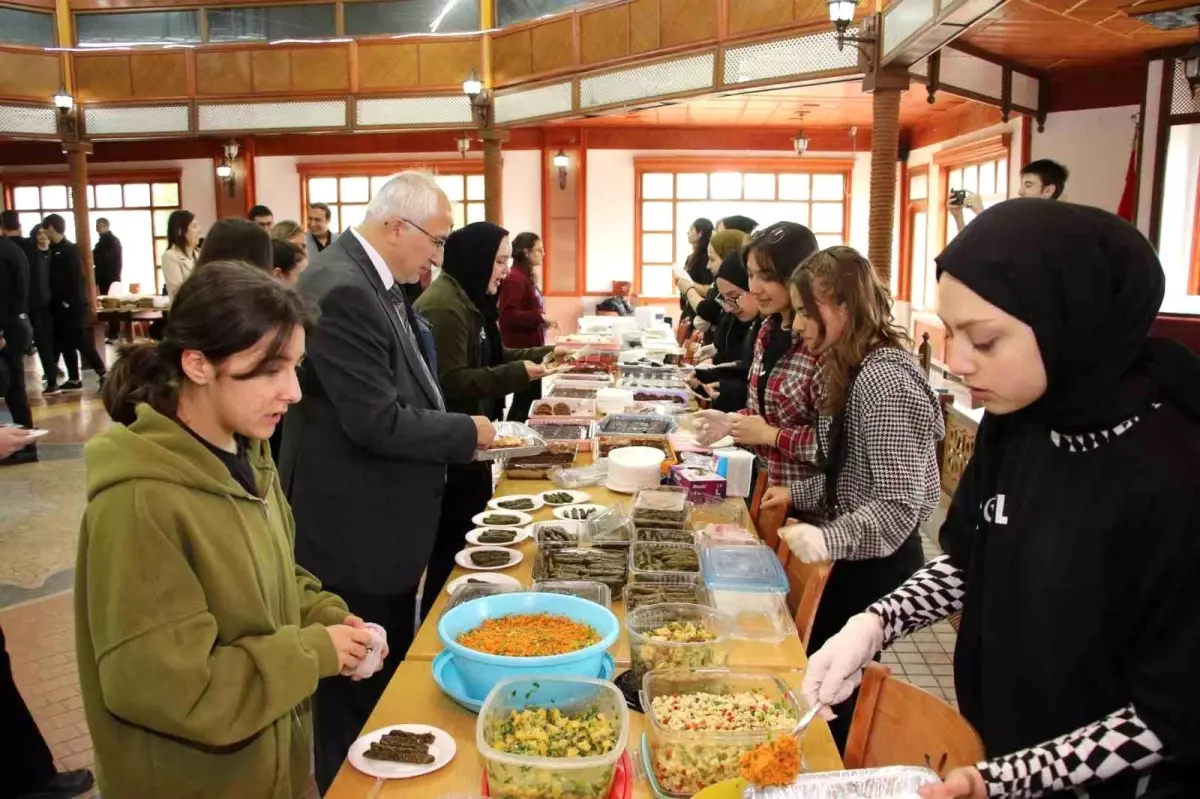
[347,724,456,780]
[470,509,534,528]
[455,546,524,571]
[539,489,591,507]
[486,494,545,513]
[444,572,521,595]
[552,504,606,522]
[464,526,530,547]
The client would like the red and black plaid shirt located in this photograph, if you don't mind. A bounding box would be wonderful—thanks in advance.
[739,315,821,486]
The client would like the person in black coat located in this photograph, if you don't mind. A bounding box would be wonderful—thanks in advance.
[0,232,35,460]
[92,218,122,295]
[42,214,106,392]
[278,172,495,794]
[692,249,758,412]
[2,212,57,395]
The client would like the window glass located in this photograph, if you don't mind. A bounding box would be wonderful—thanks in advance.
[777,174,810,200]
[340,177,370,203]
[497,0,595,27]
[811,173,844,201]
[152,183,179,206]
[95,184,123,209]
[810,203,844,234]
[466,202,485,225]
[709,172,742,200]
[742,173,776,201]
[642,173,673,200]
[466,175,485,202]
[124,183,151,207]
[13,187,40,211]
[642,233,673,263]
[0,7,55,47]
[909,173,928,201]
[344,0,480,35]
[77,9,200,44]
[642,202,674,232]
[436,174,465,202]
[207,5,335,42]
[676,173,707,199]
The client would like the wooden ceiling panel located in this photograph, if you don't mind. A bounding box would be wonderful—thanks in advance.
[356,42,420,91]
[0,50,60,101]
[251,49,291,94]
[629,0,661,54]
[960,0,1197,69]
[129,52,187,98]
[530,17,575,74]
[417,39,481,87]
[75,55,132,101]
[659,0,717,47]
[195,50,251,96]
[728,0,793,34]
[490,29,533,83]
[581,4,631,64]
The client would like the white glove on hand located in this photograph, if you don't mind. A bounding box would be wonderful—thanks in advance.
[694,409,735,446]
[801,613,885,717]
[350,622,388,680]
[778,522,829,563]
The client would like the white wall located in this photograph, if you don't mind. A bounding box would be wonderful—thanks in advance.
[585,148,873,295]
[1158,124,1200,313]
[1031,106,1138,212]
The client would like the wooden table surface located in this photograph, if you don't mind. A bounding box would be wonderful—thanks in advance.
[326,458,842,798]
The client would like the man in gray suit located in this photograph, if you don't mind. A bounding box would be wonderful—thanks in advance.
[280,171,495,792]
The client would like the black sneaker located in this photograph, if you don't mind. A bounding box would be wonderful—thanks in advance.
[42,382,62,396]
[18,768,94,798]
[61,380,83,392]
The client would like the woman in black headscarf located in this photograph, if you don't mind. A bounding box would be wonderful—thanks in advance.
[800,200,1200,799]
[414,222,561,617]
[690,248,759,411]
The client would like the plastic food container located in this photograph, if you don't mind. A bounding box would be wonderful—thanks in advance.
[535,547,629,592]
[710,590,797,643]
[625,603,731,683]
[632,486,690,529]
[530,397,597,419]
[531,520,587,551]
[533,579,612,609]
[444,583,527,615]
[701,544,789,594]
[634,528,697,545]
[628,541,701,584]
[528,419,595,451]
[477,676,629,799]
[475,422,548,462]
[596,387,637,415]
[696,524,758,549]
[622,579,710,612]
[629,388,689,406]
[587,505,635,550]
[742,766,941,798]
[642,669,804,798]
[437,593,620,701]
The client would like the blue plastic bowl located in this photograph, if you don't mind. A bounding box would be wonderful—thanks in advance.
[437,592,620,700]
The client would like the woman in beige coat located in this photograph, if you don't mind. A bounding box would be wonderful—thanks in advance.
[160,209,200,297]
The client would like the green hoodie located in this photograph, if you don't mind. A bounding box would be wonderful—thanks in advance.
[76,404,349,798]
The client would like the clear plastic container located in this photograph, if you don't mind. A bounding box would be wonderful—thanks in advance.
[634,527,697,545]
[531,520,586,551]
[628,541,700,584]
[641,669,804,798]
[690,496,750,530]
[444,583,526,615]
[587,504,635,550]
[625,602,731,683]
[623,580,710,612]
[632,486,690,529]
[696,524,759,549]
[701,544,788,593]
[596,413,678,436]
[709,589,797,643]
[533,579,612,609]
[534,547,629,591]
[477,676,629,799]
[530,397,597,419]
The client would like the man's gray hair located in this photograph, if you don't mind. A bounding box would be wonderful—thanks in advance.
[365,171,445,225]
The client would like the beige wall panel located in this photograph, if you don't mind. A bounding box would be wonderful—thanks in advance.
[291,48,349,92]
[530,18,574,74]
[581,4,630,65]
[629,0,661,54]
[75,55,132,101]
[251,49,291,93]
[491,29,532,83]
[357,42,420,90]
[0,51,60,99]
[659,0,716,47]
[130,52,187,98]
[729,0,793,33]
[196,51,252,95]
[417,39,480,87]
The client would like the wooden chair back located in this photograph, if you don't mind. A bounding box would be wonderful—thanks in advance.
[936,393,955,484]
[749,470,768,525]
[755,499,786,552]
[776,538,831,651]
[843,663,984,774]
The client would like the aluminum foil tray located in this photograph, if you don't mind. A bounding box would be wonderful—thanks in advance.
[743,766,940,798]
[474,421,547,461]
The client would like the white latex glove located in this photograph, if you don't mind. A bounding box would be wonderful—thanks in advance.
[349,622,388,681]
[694,409,735,446]
[801,613,885,717]
[778,522,829,563]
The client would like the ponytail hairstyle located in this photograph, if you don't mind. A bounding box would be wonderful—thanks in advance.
[103,261,317,426]
[510,232,541,282]
[198,218,272,271]
[791,246,910,413]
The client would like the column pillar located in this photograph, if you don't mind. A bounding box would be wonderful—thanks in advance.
[863,66,909,287]
[64,141,98,324]
[482,132,503,224]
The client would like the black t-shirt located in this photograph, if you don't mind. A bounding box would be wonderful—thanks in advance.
[185,425,258,496]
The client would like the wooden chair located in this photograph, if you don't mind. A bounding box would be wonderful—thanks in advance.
[776,537,831,651]
[755,495,786,552]
[843,663,984,774]
[749,470,768,526]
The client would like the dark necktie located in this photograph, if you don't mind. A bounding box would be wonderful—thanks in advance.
[386,283,444,411]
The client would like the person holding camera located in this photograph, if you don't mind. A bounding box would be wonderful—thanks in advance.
[949,159,1068,233]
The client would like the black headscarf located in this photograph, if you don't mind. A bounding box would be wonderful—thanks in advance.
[715,247,748,291]
[936,198,1200,428]
[441,221,509,368]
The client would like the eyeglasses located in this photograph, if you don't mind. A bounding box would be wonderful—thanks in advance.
[719,290,745,309]
[401,218,447,250]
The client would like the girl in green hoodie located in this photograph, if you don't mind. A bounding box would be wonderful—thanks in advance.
[77,260,379,798]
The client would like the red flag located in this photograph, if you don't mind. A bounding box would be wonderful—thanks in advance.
[1117,147,1137,222]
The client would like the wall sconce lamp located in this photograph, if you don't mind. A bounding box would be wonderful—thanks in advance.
[216,142,238,197]
[53,84,79,140]
[826,0,876,55]
[462,69,494,128]
[552,150,569,189]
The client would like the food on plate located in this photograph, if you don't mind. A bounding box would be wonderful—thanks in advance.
[504,443,578,479]
[468,578,487,584]
[543,491,576,505]
[595,435,674,458]
[537,548,628,590]
[649,690,799,795]
[600,417,673,435]
[478,529,519,544]
[632,390,687,405]
[635,528,695,544]
[739,736,802,786]
[631,620,728,681]
[490,435,527,449]
[364,729,435,764]
[483,513,522,526]
[624,583,706,610]
[497,497,535,511]
[457,613,599,656]
[553,402,574,415]
[490,706,617,758]
[470,550,514,568]
[633,543,699,574]
[560,506,598,520]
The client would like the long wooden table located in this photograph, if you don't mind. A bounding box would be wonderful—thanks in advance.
[326,464,843,798]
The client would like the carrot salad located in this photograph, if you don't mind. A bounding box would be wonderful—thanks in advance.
[457,613,600,656]
[739,736,801,786]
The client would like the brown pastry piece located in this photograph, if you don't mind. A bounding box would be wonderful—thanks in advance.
[553,402,572,415]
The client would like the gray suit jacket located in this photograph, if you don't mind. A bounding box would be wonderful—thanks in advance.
[280,232,477,595]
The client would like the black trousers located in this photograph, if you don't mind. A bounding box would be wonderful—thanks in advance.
[808,532,925,750]
[1,625,57,796]
[2,344,32,429]
[312,588,417,795]
[29,307,56,387]
[419,462,492,619]
[506,378,543,423]
[53,315,106,381]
